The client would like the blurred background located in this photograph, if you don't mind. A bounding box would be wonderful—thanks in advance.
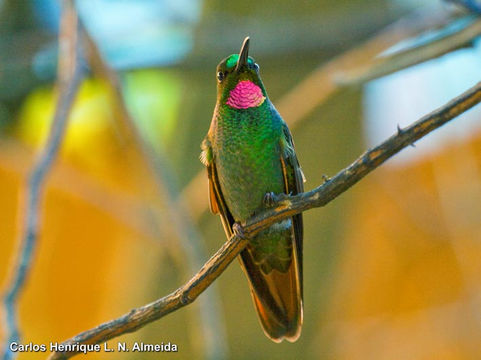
[1,0,481,359]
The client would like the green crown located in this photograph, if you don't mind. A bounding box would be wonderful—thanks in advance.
[226,54,255,69]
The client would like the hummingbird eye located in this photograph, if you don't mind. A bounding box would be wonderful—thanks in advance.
[217,71,225,82]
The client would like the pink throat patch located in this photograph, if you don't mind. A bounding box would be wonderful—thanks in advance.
[226,80,265,109]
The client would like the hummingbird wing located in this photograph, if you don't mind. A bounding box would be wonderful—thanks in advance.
[279,122,304,293]
[201,138,235,236]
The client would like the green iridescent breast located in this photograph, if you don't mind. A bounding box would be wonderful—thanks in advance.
[213,103,284,222]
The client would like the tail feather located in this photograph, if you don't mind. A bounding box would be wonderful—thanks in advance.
[239,233,303,342]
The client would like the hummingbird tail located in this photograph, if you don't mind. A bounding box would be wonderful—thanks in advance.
[239,232,303,343]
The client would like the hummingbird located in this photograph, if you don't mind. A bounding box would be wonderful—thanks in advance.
[200,37,305,342]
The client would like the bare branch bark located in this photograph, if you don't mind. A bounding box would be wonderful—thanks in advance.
[1,2,85,360]
[47,77,481,359]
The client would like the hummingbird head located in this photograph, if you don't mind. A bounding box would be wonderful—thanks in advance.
[215,37,266,109]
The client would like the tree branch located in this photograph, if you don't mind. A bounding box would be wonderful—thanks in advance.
[447,0,481,14]
[1,2,85,360]
[48,78,481,358]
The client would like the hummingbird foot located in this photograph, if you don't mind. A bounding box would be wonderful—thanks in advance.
[263,191,279,207]
[322,174,331,183]
[233,222,247,239]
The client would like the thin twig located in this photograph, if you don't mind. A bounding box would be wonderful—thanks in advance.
[336,15,481,85]
[446,0,481,14]
[47,78,481,360]
[1,2,85,360]
[79,21,227,360]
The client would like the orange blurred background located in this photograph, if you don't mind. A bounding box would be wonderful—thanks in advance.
[1,1,481,359]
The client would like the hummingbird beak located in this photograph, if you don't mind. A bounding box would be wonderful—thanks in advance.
[235,37,250,73]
